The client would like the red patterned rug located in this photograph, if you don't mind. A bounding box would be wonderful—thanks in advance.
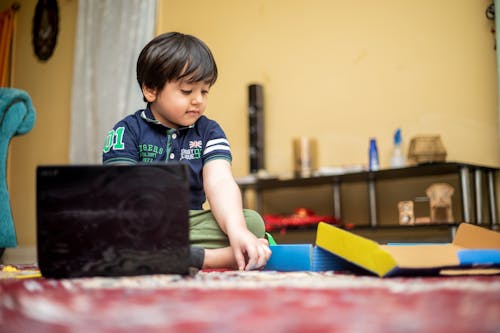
[1,269,500,333]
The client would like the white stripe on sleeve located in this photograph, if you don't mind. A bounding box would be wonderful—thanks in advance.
[204,145,231,155]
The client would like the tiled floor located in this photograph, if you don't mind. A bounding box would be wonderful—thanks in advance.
[271,225,455,244]
[0,246,37,265]
[1,226,454,265]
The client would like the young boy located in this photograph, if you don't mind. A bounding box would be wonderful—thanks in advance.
[102,32,271,271]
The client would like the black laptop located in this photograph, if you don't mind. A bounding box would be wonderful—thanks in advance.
[36,163,191,279]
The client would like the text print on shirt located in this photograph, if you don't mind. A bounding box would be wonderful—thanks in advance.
[103,127,166,163]
[103,127,125,153]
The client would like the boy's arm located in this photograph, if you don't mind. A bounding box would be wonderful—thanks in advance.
[203,159,271,270]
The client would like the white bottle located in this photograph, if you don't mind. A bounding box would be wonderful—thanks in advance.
[390,128,405,168]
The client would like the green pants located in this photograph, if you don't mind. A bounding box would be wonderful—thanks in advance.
[189,209,265,249]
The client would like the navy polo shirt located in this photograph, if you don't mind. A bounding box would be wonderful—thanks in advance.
[102,108,232,209]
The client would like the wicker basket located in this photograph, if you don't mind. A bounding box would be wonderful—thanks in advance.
[407,135,447,164]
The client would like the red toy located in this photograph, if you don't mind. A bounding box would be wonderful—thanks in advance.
[263,207,339,232]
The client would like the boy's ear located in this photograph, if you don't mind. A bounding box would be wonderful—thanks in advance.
[142,85,157,102]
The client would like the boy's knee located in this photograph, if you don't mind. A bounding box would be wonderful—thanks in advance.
[243,209,265,238]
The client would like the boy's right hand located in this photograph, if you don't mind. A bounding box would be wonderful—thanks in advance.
[230,231,272,271]
[245,238,272,271]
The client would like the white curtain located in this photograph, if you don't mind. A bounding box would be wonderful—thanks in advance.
[70,0,157,164]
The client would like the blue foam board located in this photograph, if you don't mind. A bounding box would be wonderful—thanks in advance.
[312,246,347,272]
[457,249,500,265]
[264,244,312,271]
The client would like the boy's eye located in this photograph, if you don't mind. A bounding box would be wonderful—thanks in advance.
[181,90,192,95]
[201,90,209,95]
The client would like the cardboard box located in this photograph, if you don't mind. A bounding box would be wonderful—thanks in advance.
[315,222,500,277]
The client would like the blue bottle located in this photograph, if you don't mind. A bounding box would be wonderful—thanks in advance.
[369,138,379,171]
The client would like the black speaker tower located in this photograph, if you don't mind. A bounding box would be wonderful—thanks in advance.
[248,84,264,173]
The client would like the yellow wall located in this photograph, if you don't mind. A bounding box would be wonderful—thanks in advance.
[3,0,77,246]
[157,0,500,224]
[4,0,499,246]
[158,0,499,175]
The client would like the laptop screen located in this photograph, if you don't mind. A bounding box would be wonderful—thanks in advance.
[36,163,191,278]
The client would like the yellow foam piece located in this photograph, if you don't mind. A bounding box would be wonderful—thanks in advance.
[315,222,398,277]
[1,265,19,272]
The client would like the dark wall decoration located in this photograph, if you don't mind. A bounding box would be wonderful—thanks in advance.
[32,0,59,61]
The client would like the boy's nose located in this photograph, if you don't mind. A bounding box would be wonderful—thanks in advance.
[191,92,203,104]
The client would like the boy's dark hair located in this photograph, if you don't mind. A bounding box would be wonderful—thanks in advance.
[137,32,218,100]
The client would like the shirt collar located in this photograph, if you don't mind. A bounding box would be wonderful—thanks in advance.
[140,107,195,131]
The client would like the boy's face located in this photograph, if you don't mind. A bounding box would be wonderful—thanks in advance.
[143,78,210,128]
